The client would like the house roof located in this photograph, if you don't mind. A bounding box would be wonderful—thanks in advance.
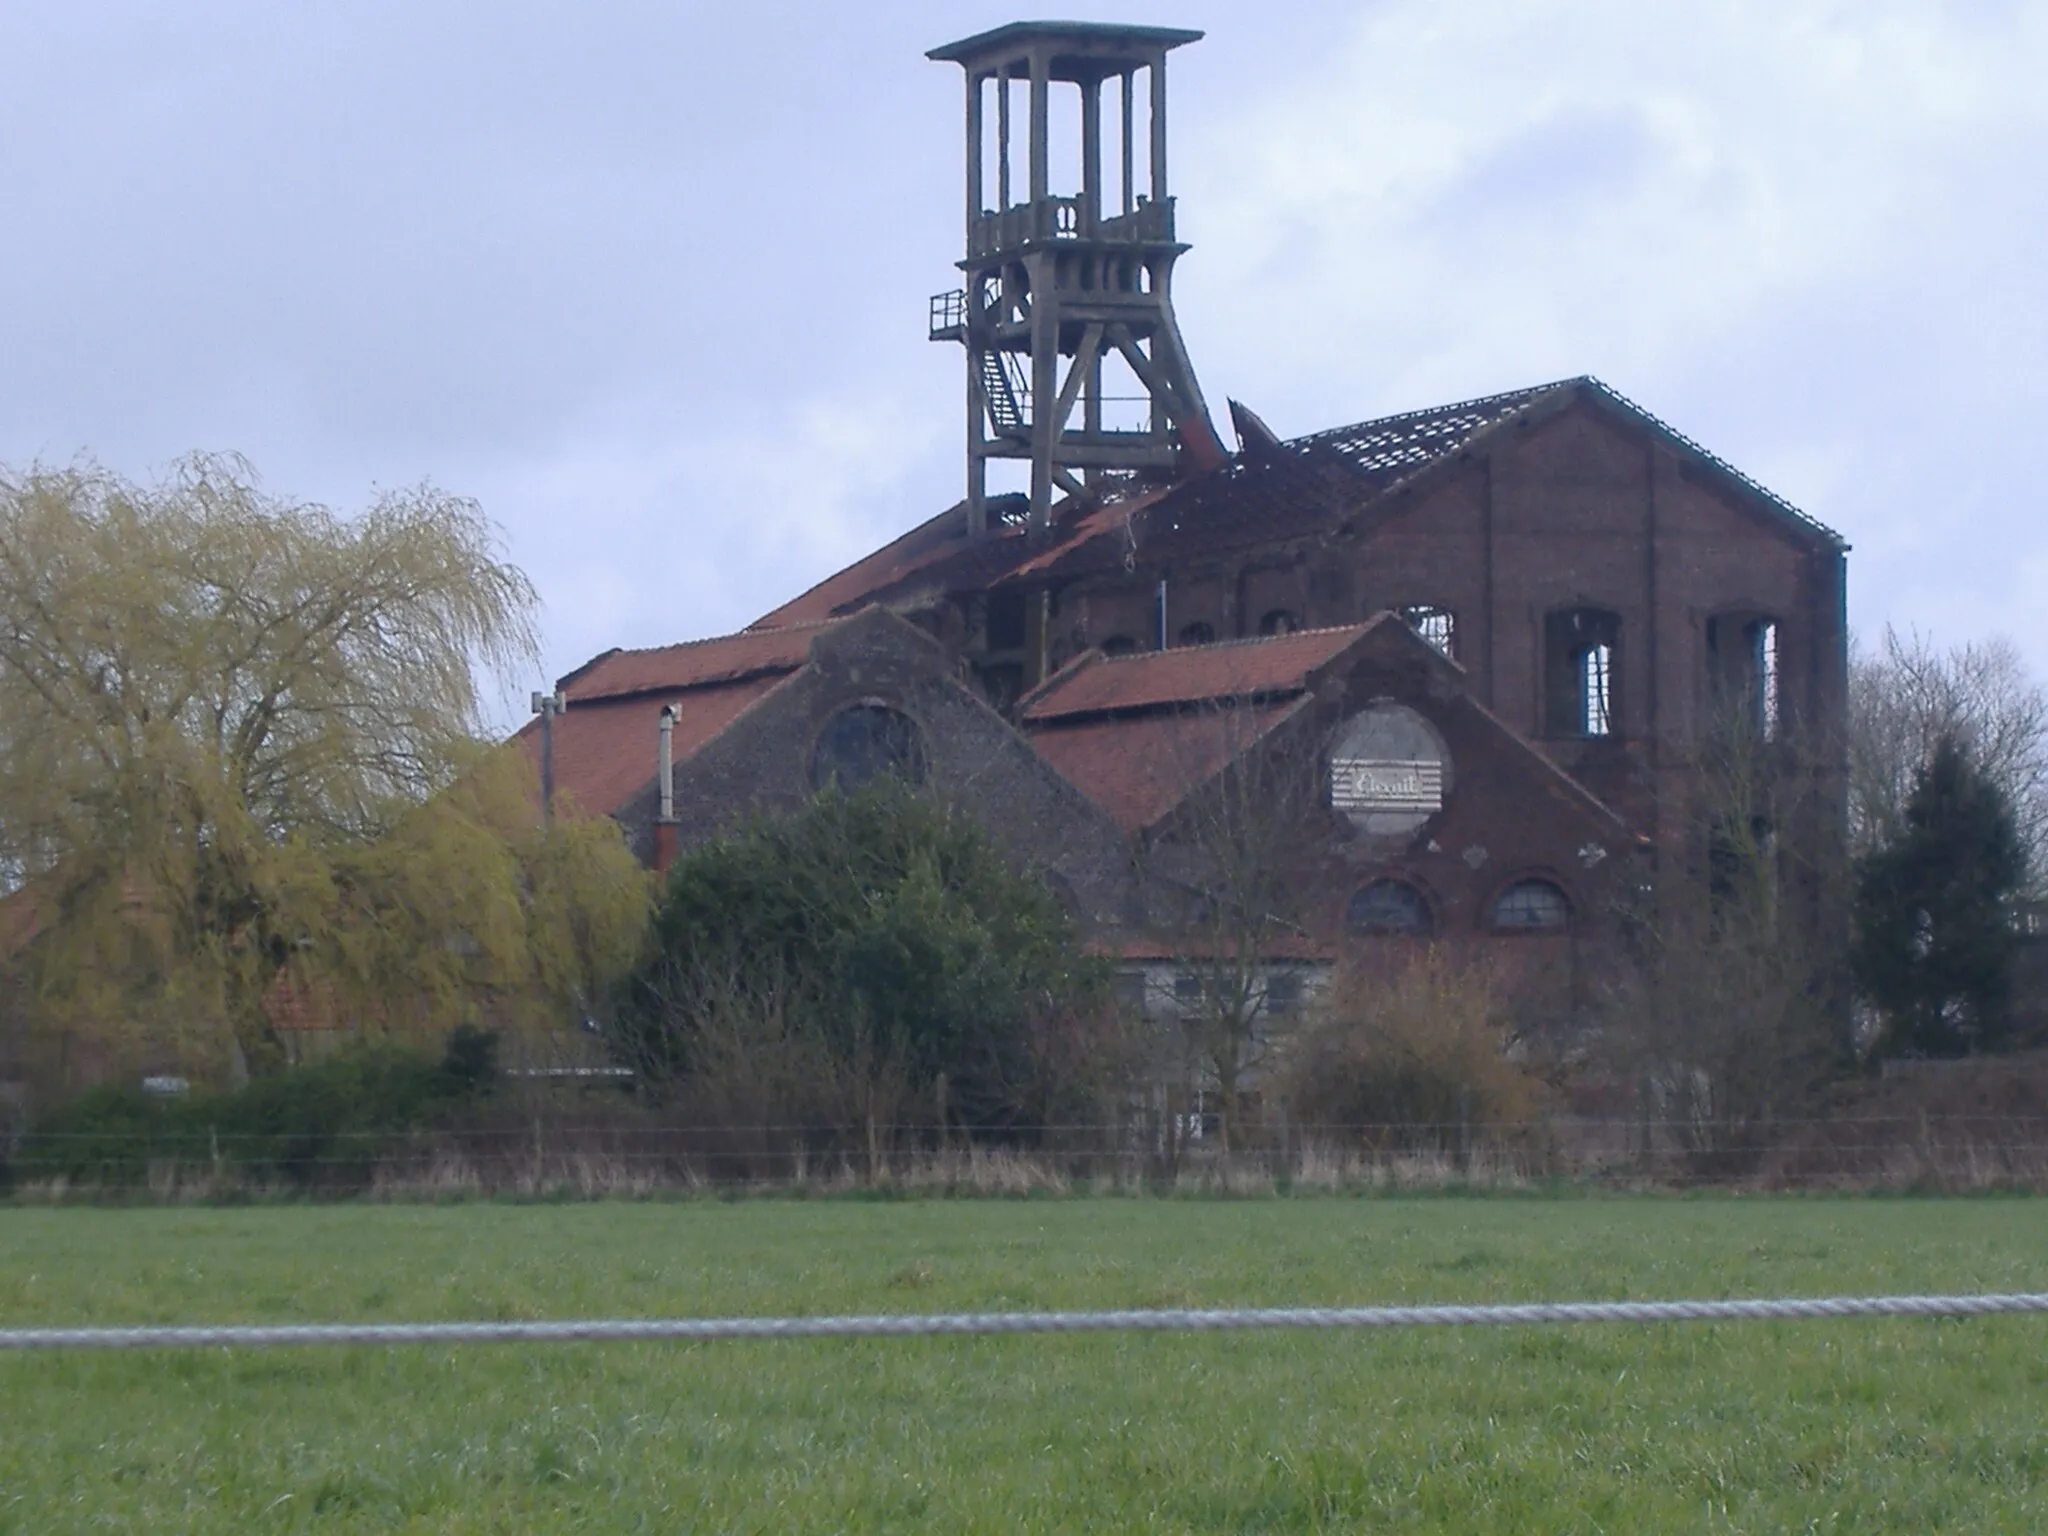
[743,376,1843,633]
[1020,622,1382,722]
[557,621,830,703]
[1027,698,1310,832]
[523,620,851,818]
[520,675,793,821]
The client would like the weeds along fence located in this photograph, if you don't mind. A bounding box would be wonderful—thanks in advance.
[10,1113,2048,1198]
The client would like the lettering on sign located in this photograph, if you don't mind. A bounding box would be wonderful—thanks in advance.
[1328,702,1452,836]
[1330,759,1444,815]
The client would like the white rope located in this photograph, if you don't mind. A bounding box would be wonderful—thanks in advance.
[3,1293,2045,1351]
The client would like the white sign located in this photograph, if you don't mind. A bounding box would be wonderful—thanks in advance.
[1331,758,1444,816]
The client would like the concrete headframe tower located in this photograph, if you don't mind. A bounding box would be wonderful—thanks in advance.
[928,22,1228,538]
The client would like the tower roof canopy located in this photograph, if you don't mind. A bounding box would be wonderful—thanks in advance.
[928,21,1203,76]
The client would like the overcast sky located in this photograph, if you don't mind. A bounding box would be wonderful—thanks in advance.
[4,1,2044,710]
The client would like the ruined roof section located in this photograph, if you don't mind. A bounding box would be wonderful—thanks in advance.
[1288,381,1568,491]
[745,375,1842,630]
[1021,622,1382,722]
[559,622,831,703]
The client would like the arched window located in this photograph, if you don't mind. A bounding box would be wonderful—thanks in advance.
[1176,621,1216,647]
[1100,634,1138,657]
[1259,608,1299,637]
[1544,608,1621,738]
[1346,878,1433,935]
[1399,604,1456,659]
[1491,878,1571,931]
[810,704,927,791]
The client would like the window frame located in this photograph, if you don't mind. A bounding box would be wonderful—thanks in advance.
[1487,876,1573,934]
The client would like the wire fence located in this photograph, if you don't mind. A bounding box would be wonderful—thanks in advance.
[11,1114,2048,1195]
[6,1291,2048,1352]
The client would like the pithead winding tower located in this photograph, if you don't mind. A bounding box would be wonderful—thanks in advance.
[928,22,1228,538]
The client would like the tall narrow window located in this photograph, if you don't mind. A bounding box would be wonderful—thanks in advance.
[1544,608,1621,738]
[1400,604,1456,659]
[1707,611,1782,740]
[1753,619,1780,739]
[1579,642,1612,736]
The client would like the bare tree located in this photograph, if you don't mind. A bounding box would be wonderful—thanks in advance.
[1137,700,1324,1150]
[1850,627,2048,890]
[1609,701,1850,1171]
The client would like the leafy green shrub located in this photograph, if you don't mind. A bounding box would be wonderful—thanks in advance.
[612,782,1115,1146]
[11,1031,501,1189]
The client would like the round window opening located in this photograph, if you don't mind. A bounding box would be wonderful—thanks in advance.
[1491,878,1570,931]
[1346,879,1432,935]
[811,704,928,791]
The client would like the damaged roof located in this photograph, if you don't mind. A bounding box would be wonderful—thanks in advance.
[746,376,1844,632]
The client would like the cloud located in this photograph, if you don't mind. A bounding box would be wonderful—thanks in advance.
[451,386,950,696]
[1160,0,2048,669]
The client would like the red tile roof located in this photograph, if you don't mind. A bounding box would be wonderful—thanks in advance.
[518,672,794,819]
[1021,622,1382,721]
[558,623,829,703]
[1027,699,1308,831]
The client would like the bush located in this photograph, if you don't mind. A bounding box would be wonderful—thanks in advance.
[1277,951,1547,1151]
[10,1031,500,1190]
[612,782,1116,1151]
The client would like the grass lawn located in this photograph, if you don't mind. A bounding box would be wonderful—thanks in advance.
[1,1197,2044,1532]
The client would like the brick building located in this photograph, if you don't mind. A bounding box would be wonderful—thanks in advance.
[525,22,1850,1046]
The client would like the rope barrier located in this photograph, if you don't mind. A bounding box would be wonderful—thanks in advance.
[5,1292,2045,1351]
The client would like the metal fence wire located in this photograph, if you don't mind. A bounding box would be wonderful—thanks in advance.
[10,1114,2048,1191]
[6,1292,2048,1352]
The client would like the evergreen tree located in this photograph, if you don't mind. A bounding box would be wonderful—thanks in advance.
[1852,732,2025,1056]
[613,781,1111,1136]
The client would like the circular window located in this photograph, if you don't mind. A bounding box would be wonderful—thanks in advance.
[1328,703,1451,837]
[1346,879,1432,935]
[1491,878,1570,931]
[810,704,927,791]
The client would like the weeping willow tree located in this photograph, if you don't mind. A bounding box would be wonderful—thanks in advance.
[0,455,650,1086]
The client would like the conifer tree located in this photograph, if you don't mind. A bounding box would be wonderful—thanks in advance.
[1852,732,2025,1056]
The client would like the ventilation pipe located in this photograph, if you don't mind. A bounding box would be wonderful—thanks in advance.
[658,704,676,821]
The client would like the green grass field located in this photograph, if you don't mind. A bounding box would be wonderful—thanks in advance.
[1,1197,2044,1532]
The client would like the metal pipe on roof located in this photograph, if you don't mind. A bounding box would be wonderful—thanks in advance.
[658,705,676,823]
